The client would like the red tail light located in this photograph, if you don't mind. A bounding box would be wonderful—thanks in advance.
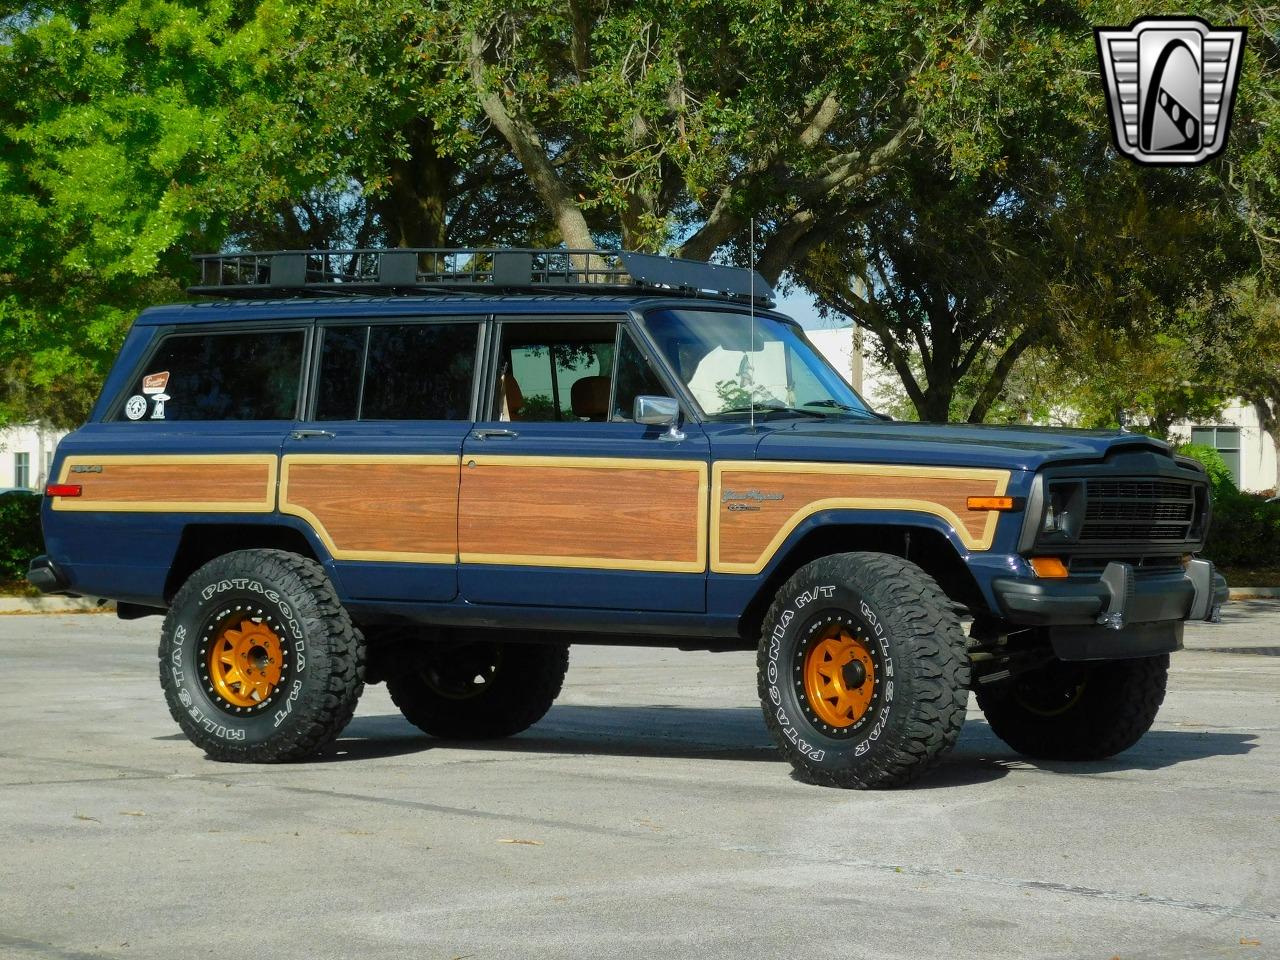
[45,483,82,498]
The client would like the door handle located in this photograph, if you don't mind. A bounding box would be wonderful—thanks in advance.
[473,429,519,440]
[289,429,336,441]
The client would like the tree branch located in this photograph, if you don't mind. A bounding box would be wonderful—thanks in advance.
[466,29,595,250]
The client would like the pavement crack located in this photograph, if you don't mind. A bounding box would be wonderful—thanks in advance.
[724,844,1280,924]
[0,932,125,960]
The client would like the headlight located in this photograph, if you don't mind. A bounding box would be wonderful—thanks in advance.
[1041,482,1084,541]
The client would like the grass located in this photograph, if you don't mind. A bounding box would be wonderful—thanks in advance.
[0,580,40,598]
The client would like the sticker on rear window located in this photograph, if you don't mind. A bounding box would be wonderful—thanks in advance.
[142,371,170,395]
[124,395,148,420]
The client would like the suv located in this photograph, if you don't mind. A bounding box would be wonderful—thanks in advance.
[28,248,1229,789]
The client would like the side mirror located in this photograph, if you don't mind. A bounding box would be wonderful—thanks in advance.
[633,395,679,426]
[633,395,686,441]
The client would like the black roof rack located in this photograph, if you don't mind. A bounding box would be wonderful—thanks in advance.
[189,248,775,306]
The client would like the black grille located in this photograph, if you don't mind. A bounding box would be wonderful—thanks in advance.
[1078,477,1199,545]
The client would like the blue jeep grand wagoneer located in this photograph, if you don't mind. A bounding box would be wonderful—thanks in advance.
[29,248,1229,788]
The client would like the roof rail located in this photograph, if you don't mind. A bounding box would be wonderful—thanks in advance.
[189,248,775,306]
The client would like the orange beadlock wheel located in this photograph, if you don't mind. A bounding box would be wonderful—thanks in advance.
[206,619,285,708]
[802,624,877,729]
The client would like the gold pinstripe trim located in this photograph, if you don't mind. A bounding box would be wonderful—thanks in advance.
[279,454,459,564]
[459,454,709,573]
[710,460,1012,575]
[52,455,278,513]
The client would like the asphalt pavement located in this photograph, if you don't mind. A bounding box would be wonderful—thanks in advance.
[1,602,1278,959]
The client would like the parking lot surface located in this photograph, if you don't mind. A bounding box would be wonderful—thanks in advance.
[1,603,1278,960]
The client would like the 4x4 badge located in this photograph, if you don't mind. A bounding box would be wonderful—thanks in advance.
[1095,16,1245,166]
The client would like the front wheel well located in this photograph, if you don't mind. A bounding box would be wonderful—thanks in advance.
[163,523,321,601]
[739,524,982,641]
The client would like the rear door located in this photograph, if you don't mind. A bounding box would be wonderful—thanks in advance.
[279,316,482,602]
[458,315,709,612]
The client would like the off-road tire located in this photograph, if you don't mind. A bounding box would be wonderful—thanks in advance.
[387,641,569,740]
[757,552,970,789]
[976,655,1168,760]
[159,549,365,762]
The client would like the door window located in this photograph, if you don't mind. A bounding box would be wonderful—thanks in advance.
[492,321,671,423]
[314,321,480,421]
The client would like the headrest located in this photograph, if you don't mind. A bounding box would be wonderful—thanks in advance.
[570,375,611,420]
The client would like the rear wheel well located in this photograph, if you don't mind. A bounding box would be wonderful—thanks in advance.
[164,524,321,601]
[739,525,981,642]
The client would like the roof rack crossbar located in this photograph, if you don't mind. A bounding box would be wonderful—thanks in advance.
[189,248,775,306]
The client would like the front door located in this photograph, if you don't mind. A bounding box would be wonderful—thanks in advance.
[280,316,482,602]
[458,317,709,612]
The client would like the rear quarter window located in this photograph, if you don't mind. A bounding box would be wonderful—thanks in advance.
[117,329,305,422]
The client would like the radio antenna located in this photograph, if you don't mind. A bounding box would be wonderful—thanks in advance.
[749,217,756,433]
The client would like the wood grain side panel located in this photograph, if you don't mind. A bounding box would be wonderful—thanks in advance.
[281,458,459,562]
[713,464,1010,573]
[53,456,276,512]
[459,458,707,572]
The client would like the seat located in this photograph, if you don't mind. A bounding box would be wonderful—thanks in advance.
[502,373,524,421]
[570,375,611,421]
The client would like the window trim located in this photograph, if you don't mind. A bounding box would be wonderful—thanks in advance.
[307,316,485,423]
[106,322,312,423]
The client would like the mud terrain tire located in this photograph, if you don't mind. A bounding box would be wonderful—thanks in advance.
[976,655,1168,760]
[758,552,969,789]
[387,640,569,740]
[159,549,365,762]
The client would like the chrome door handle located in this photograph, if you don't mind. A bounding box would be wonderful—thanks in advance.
[473,429,519,440]
[289,429,336,440]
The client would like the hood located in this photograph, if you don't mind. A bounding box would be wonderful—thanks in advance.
[752,420,1173,472]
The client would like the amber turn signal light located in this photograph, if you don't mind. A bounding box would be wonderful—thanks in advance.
[966,495,1018,511]
[1029,557,1069,579]
[44,483,82,498]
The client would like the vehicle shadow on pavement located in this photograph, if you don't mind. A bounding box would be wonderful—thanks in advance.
[300,708,1260,788]
[959,719,1258,775]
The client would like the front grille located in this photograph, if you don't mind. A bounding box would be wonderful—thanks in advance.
[1077,477,1200,545]
[1067,555,1184,577]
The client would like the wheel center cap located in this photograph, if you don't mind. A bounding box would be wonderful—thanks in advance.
[842,659,868,689]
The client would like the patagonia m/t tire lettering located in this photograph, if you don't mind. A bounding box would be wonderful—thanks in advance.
[757,552,970,789]
[158,549,366,762]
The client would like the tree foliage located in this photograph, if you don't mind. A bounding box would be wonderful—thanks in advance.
[1,0,1277,434]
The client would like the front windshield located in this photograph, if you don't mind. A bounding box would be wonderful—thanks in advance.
[642,309,874,419]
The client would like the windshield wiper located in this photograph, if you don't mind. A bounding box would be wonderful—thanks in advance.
[803,399,880,420]
[717,404,829,419]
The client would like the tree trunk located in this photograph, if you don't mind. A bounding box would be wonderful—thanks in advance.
[467,31,596,252]
[385,118,454,248]
[1254,399,1280,493]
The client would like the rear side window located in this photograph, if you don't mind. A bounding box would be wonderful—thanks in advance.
[119,330,304,422]
[314,321,479,421]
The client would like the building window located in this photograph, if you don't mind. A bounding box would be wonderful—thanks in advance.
[13,452,30,489]
[1191,426,1241,488]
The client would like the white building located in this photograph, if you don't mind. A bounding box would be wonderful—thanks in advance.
[0,423,68,491]
[1171,402,1277,494]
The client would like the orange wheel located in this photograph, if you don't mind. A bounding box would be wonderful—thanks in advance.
[206,618,285,709]
[802,624,877,729]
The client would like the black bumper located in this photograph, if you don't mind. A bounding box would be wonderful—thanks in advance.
[27,555,72,595]
[991,559,1228,662]
[992,561,1227,627]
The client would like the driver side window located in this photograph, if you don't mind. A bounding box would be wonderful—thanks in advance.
[492,321,672,423]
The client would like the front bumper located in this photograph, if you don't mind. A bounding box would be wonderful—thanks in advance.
[991,558,1228,661]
